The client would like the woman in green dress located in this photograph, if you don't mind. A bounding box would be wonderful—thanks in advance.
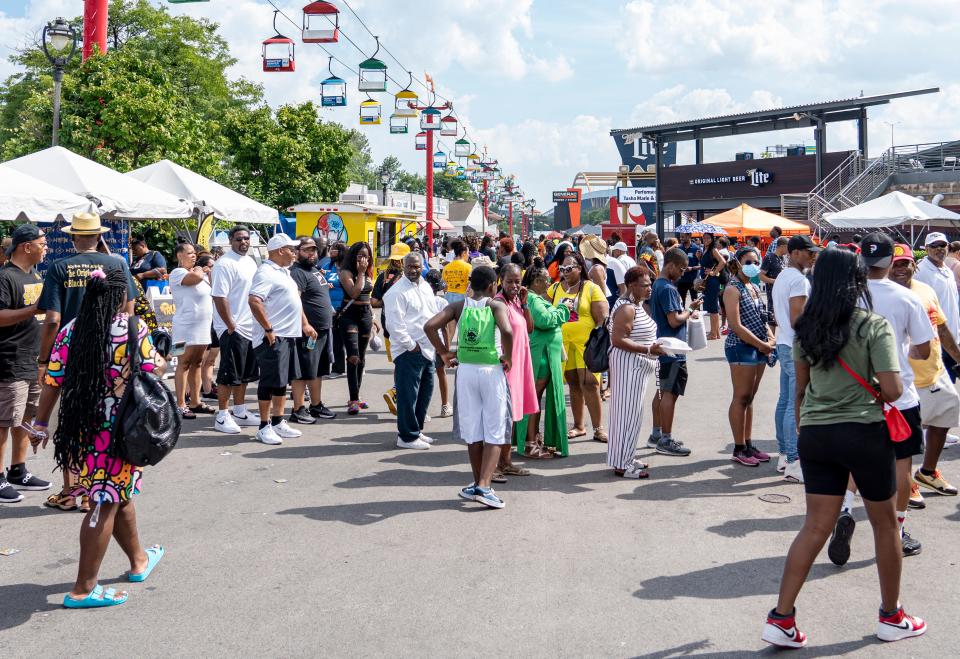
[516,264,574,458]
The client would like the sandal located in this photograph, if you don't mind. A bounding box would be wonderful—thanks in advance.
[78,496,91,513]
[63,584,128,609]
[501,464,530,476]
[188,403,216,415]
[179,407,197,420]
[523,446,553,460]
[567,427,587,439]
[593,427,608,443]
[128,545,164,583]
[44,490,77,511]
[491,471,508,483]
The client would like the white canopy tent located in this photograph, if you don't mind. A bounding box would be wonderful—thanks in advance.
[127,160,278,225]
[0,164,97,222]
[824,191,960,228]
[2,147,193,219]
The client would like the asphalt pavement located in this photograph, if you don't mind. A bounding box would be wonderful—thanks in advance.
[1,338,958,657]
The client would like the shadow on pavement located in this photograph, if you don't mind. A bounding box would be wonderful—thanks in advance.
[334,468,471,489]
[706,514,805,538]
[0,504,67,520]
[0,581,73,631]
[633,634,876,657]
[632,556,873,601]
[277,499,485,525]
[243,434,399,460]
[619,465,788,502]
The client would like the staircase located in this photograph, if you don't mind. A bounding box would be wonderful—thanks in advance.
[782,140,960,234]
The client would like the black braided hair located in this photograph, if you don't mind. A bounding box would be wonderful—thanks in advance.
[53,268,129,473]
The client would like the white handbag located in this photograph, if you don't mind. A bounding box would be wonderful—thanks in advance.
[686,315,708,351]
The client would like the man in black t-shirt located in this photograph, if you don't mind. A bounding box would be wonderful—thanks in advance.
[130,235,168,284]
[35,213,137,511]
[288,237,336,423]
[0,224,51,502]
[760,237,788,329]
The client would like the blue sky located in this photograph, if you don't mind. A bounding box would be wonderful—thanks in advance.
[3,1,959,210]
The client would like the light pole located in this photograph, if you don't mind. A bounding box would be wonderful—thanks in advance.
[41,17,78,147]
[883,120,901,151]
[379,167,392,208]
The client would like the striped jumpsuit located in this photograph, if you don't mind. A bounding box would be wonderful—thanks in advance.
[606,297,659,470]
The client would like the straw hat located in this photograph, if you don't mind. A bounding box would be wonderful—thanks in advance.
[470,255,495,269]
[579,235,608,264]
[62,212,109,235]
[388,242,411,261]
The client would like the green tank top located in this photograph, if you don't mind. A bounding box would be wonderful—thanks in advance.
[457,298,500,365]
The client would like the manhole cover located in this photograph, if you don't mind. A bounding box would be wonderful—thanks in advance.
[759,493,792,504]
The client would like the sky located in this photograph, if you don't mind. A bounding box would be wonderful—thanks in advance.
[2,0,959,211]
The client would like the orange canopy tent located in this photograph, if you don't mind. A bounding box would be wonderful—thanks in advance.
[706,203,810,237]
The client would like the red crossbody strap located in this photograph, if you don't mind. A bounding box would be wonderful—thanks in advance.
[836,357,881,402]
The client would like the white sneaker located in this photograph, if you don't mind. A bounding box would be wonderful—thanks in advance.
[255,425,283,445]
[945,433,959,448]
[776,455,788,473]
[396,436,430,450]
[419,433,435,445]
[273,420,302,439]
[620,462,648,479]
[423,414,431,424]
[214,412,241,434]
[439,404,452,418]
[233,411,261,427]
[784,459,804,483]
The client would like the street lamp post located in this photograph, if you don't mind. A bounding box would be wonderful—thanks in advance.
[883,120,901,151]
[41,17,78,147]
[379,167,392,209]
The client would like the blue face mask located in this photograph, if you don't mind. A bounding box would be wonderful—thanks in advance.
[741,263,761,278]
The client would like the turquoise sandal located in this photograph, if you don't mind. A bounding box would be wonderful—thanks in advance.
[128,545,164,583]
[63,584,128,609]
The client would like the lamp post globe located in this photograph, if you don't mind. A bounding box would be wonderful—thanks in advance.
[41,17,78,147]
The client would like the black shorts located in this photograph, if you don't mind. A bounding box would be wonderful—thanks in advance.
[893,405,924,460]
[798,421,897,502]
[658,360,688,396]
[295,328,331,380]
[216,331,259,386]
[254,337,301,389]
[209,325,220,349]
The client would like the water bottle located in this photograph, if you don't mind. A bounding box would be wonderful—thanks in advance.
[307,336,317,350]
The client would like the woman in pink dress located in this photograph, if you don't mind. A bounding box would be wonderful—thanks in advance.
[495,263,539,479]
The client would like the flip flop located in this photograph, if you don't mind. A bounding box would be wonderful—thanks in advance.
[128,545,164,583]
[567,428,587,439]
[63,584,128,609]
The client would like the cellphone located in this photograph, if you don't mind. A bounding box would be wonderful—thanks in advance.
[171,341,187,357]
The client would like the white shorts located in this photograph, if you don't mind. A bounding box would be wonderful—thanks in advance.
[917,370,960,429]
[452,363,512,445]
[173,320,212,347]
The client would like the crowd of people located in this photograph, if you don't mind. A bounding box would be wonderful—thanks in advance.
[0,213,955,645]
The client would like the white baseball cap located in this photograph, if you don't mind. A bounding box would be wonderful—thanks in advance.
[267,234,299,251]
[612,241,629,253]
[924,232,949,247]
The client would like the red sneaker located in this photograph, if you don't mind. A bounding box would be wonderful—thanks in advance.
[762,609,807,648]
[877,607,926,642]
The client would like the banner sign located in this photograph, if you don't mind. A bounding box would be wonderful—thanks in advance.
[552,190,580,203]
[690,168,775,187]
[617,186,657,204]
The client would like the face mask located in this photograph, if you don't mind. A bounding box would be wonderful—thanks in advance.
[741,263,761,278]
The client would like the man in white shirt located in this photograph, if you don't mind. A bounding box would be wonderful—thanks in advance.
[248,234,317,445]
[915,232,960,382]
[611,241,637,269]
[212,225,261,434]
[771,235,818,484]
[384,252,440,450]
[829,232,932,566]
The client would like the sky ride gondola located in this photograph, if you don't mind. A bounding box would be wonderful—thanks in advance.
[440,114,458,137]
[432,150,446,170]
[262,12,295,73]
[320,56,346,107]
[389,113,409,134]
[359,96,382,125]
[420,107,441,131]
[415,132,428,151]
[302,1,340,44]
[454,138,471,158]
[394,72,419,118]
[358,37,388,92]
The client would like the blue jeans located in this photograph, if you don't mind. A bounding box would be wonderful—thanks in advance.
[775,343,798,462]
[394,349,435,442]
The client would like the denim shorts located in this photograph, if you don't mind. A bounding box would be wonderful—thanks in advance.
[725,342,766,366]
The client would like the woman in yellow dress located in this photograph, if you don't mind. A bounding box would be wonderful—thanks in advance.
[547,251,609,442]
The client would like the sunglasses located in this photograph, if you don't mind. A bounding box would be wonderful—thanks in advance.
[559,265,579,273]
[928,242,948,249]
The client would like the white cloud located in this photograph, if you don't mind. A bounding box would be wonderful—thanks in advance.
[529,53,574,83]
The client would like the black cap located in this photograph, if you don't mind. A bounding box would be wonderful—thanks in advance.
[5,224,44,258]
[860,231,894,268]
[787,234,821,254]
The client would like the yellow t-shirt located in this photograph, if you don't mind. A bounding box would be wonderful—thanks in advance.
[909,279,945,388]
[442,259,472,295]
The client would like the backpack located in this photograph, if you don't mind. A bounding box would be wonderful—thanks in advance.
[112,316,181,467]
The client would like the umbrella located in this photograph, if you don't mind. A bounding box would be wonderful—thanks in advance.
[546,230,563,239]
[824,191,960,228]
[674,222,727,235]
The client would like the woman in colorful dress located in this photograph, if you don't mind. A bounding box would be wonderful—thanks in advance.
[548,251,609,442]
[31,268,165,608]
[515,264,573,458]
[607,267,665,478]
[494,264,539,479]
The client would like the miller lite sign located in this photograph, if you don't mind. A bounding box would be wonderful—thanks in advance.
[747,168,773,187]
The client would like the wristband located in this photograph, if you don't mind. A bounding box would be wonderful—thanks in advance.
[33,421,48,428]
[264,328,274,333]
[38,361,49,366]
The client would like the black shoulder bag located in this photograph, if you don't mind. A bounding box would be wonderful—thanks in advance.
[112,316,181,467]
[582,282,611,373]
